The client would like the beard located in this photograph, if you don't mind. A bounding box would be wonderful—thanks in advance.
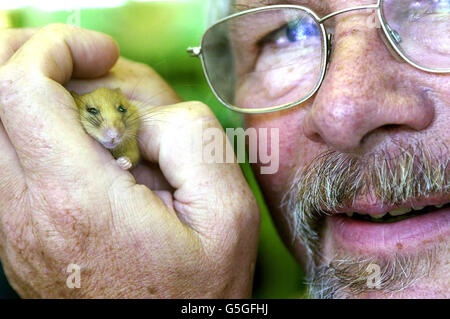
[284,140,449,298]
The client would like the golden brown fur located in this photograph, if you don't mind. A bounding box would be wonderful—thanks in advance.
[71,88,141,169]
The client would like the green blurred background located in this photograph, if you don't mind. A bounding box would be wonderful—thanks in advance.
[0,0,306,299]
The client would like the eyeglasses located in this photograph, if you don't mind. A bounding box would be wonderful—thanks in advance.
[187,0,450,114]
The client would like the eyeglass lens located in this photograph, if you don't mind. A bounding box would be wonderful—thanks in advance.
[202,1,450,111]
[382,0,450,70]
[202,8,325,110]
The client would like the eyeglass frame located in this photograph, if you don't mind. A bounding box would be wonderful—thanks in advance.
[187,0,450,114]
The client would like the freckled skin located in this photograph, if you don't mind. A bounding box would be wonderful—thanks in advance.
[240,0,450,297]
[71,88,141,169]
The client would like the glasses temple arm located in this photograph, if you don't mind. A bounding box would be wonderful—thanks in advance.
[187,46,202,57]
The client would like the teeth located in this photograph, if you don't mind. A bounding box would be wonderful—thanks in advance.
[346,203,447,220]
[389,207,412,216]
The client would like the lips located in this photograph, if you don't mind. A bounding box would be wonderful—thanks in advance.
[102,140,120,149]
[327,195,450,254]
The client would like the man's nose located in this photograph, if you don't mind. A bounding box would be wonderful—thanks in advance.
[303,26,434,152]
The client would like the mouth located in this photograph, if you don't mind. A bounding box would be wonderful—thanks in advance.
[329,196,450,254]
[102,140,121,149]
[346,202,450,223]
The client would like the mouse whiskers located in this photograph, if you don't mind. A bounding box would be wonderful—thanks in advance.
[82,115,101,128]
[125,108,170,127]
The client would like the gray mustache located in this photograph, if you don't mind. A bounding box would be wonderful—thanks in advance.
[283,141,450,262]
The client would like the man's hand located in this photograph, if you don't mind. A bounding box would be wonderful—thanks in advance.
[0,25,259,298]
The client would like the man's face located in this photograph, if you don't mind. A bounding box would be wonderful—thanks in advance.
[237,0,449,298]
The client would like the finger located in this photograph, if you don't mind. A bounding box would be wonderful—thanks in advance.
[0,28,38,66]
[0,24,120,184]
[132,160,173,191]
[6,24,119,83]
[135,102,259,238]
[66,57,182,107]
[153,190,175,210]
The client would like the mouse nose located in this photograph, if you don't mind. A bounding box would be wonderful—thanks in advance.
[101,128,122,149]
[106,129,119,138]
[106,128,120,140]
[104,128,122,146]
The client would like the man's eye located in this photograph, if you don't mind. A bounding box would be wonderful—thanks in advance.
[87,107,99,115]
[285,20,320,42]
[260,18,321,47]
[117,105,127,113]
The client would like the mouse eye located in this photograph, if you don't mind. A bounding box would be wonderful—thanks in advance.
[118,105,127,113]
[87,107,99,115]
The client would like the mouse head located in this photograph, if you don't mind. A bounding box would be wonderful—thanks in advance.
[71,88,140,150]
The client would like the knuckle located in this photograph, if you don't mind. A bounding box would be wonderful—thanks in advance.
[185,101,214,116]
[243,193,260,223]
[233,196,260,233]
[176,101,215,121]
[221,191,260,244]
[156,101,217,128]
[38,23,82,42]
[40,23,71,35]
[206,193,260,250]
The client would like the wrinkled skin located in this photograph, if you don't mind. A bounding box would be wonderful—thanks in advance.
[0,25,259,298]
[241,0,449,298]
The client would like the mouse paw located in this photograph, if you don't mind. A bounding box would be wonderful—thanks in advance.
[116,156,133,170]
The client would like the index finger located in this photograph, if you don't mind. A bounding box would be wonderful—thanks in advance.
[7,24,119,83]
